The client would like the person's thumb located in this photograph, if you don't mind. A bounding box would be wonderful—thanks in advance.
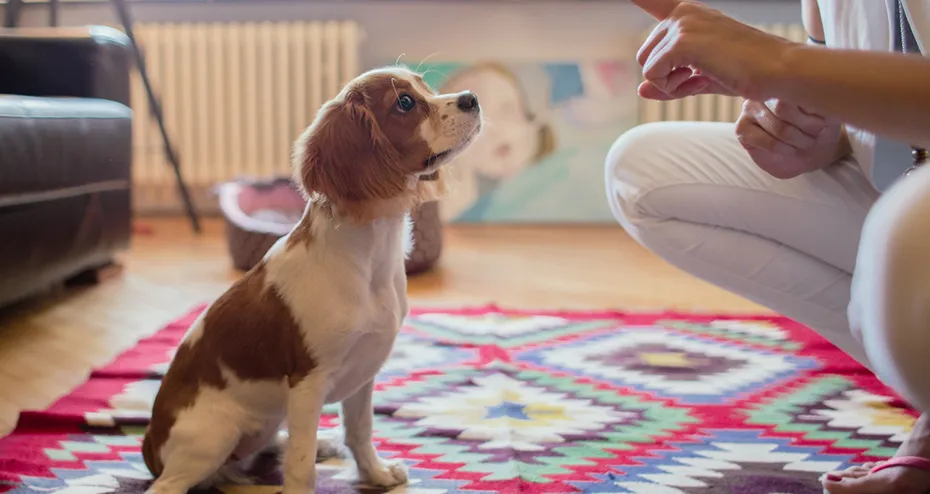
[637,81,675,100]
[630,0,680,20]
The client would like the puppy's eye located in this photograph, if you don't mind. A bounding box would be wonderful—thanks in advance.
[396,94,416,113]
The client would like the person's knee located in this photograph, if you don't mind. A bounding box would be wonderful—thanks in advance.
[604,122,684,230]
[852,167,930,409]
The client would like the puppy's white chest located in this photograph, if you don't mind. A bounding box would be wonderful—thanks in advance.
[325,319,400,403]
[324,271,406,403]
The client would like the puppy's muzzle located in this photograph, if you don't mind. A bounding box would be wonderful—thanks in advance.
[419,91,481,182]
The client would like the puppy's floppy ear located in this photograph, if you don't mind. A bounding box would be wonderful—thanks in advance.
[293,90,402,202]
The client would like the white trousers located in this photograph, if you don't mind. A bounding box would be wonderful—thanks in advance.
[606,121,930,412]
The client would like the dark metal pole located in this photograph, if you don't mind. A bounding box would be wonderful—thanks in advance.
[48,0,59,27]
[110,0,202,233]
[4,0,24,28]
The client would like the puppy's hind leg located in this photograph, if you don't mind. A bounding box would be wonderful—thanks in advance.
[145,422,241,494]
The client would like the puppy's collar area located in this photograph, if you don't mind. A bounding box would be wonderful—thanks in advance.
[419,148,453,181]
[418,126,480,182]
[423,149,452,169]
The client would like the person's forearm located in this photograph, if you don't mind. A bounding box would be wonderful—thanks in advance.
[767,46,930,148]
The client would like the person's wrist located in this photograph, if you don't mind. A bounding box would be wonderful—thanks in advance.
[750,40,806,102]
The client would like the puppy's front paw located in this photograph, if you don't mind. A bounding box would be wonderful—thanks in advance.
[358,459,408,488]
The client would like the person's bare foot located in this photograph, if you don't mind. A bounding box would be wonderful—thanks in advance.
[822,413,930,493]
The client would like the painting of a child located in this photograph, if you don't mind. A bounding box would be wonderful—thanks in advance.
[411,59,637,223]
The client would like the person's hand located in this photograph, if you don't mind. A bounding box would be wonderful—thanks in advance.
[736,99,850,178]
[631,0,797,101]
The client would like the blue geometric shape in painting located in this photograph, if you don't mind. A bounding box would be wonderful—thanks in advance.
[543,63,585,105]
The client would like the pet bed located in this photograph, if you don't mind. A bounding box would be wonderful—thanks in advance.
[217,177,442,274]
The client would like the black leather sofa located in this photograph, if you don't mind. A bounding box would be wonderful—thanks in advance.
[0,26,133,308]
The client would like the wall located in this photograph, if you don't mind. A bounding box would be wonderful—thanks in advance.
[0,0,809,219]
[4,1,802,68]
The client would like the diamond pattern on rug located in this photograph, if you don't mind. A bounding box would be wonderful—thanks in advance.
[392,370,635,451]
[745,375,916,459]
[516,328,818,405]
[598,429,852,494]
[371,364,698,487]
[0,306,917,493]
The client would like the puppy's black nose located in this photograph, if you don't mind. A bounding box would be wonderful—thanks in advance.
[457,92,479,112]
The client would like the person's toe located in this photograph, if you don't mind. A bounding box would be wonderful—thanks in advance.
[838,469,869,480]
[841,464,875,478]
[823,467,930,494]
[822,474,894,494]
[822,465,873,484]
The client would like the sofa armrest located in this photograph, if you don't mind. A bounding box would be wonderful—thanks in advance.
[0,26,132,106]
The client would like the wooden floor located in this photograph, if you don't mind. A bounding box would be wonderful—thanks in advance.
[0,217,765,436]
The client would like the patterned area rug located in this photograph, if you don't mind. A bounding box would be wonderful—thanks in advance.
[0,306,918,493]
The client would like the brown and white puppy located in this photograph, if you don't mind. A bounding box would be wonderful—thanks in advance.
[142,66,481,494]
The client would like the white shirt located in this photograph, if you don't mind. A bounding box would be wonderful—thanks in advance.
[817,0,929,190]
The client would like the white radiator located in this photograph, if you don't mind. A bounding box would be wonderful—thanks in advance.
[129,20,363,213]
[638,23,808,125]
